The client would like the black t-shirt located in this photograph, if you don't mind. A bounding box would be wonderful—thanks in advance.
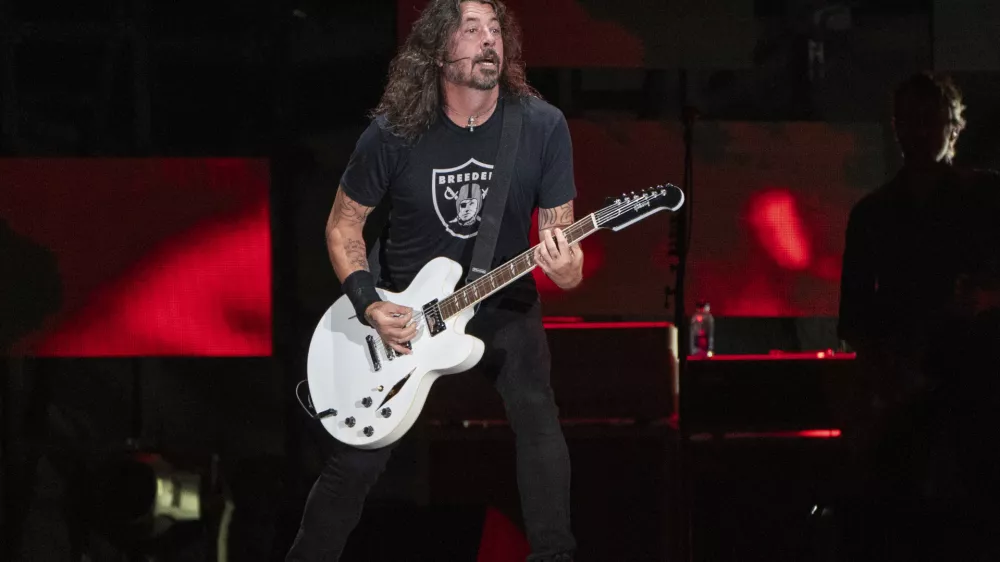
[838,167,1000,349]
[340,95,576,307]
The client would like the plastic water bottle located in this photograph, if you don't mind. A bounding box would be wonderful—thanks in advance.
[689,301,715,357]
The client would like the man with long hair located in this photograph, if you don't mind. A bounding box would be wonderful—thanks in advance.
[286,1,581,560]
[837,72,1000,561]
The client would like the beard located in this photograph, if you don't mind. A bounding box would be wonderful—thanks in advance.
[444,63,500,90]
[470,67,500,90]
[443,50,502,90]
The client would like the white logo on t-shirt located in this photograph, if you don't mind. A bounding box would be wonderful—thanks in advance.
[431,158,493,239]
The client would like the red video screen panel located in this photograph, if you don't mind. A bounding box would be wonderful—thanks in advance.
[0,158,272,357]
[532,120,884,318]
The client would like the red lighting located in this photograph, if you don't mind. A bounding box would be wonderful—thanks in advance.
[36,200,271,356]
[1,158,272,357]
[723,429,842,439]
[544,320,673,330]
[747,188,812,271]
[687,353,855,361]
[476,507,531,562]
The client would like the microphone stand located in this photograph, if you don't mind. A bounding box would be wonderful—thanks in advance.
[670,68,698,562]
[673,84,697,378]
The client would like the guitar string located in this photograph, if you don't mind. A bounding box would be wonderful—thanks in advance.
[365,193,672,356]
[442,193,665,313]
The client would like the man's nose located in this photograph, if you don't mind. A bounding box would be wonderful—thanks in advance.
[482,29,497,47]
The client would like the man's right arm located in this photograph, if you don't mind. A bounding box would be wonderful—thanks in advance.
[326,188,375,282]
[326,187,416,353]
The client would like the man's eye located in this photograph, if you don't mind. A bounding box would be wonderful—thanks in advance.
[466,28,477,34]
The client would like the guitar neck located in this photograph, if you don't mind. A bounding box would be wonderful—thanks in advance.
[438,214,600,320]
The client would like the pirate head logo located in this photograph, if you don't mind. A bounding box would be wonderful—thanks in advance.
[431,158,493,239]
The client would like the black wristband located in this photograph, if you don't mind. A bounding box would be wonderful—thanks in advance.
[342,270,382,327]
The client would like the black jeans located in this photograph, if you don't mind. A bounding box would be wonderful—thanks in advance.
[286,302,575,561]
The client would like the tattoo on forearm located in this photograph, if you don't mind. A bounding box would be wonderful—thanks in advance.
[330,189,374,230]
[345,238,369,271]
[539,201,575,230]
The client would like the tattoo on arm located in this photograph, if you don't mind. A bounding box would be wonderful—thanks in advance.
[345,238,369,272]
[538,201,575,231]
[327,187,377,278]
[330,189,375,230]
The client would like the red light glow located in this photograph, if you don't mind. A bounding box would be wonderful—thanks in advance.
[723,429,842,439]
[1,159,272,357]
[747,188,812,271]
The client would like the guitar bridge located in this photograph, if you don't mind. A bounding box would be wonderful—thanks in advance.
[423,299,447,336]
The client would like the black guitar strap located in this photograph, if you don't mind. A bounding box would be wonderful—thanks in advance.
[465,95,523,285]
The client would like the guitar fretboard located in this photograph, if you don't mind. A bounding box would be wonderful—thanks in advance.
[438,214,599,320]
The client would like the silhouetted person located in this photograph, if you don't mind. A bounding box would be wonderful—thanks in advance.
[838,72,1000,561]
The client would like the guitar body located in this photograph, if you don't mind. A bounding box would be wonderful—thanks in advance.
[306,257,484,449]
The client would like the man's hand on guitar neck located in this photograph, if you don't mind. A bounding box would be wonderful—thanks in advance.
[536,227,584,290]
[365,301,416,355]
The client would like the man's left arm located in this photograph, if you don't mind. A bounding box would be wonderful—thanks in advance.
[534,110,583,290]
[536,201,584,290]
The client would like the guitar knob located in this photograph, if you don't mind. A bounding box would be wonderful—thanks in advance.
[344,417,356,428]
[361,397,373,408]
[380,408,392,418]
[363,426,374,437]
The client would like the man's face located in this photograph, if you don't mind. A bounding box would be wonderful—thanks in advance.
[442,2,504,91]
[894,94,958,164]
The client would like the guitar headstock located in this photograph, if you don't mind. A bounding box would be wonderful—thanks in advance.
[597,184,685,232]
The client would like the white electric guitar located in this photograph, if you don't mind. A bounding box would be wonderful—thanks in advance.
[305,184,685,449]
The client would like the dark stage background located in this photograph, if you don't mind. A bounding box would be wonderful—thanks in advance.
[3,0,1000,561]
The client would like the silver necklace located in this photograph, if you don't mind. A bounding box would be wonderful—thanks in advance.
[446,99,498,132]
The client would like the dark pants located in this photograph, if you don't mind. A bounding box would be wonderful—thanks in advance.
[286,303,575,562]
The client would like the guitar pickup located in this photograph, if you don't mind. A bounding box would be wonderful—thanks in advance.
[365,335,382,371]
[423,299,446,336]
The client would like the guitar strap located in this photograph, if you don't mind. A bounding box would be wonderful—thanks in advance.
[465,95,523,286]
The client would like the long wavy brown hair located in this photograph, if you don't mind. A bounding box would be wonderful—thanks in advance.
[372,0,538,141]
